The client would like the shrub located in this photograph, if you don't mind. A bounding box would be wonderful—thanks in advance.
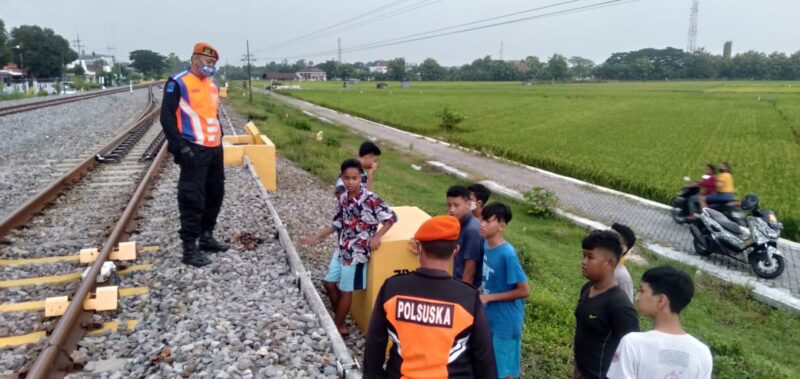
[435,105,464,132]
[523,187,559,217]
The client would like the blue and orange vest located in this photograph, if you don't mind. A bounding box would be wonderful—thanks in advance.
[170,69,221,147]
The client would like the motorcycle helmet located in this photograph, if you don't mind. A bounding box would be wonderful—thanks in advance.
[741,194,760,211]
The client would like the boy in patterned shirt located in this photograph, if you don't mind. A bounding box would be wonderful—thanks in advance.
[302,158,397,335]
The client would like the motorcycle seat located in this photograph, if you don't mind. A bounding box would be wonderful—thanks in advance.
[706,208,742,235]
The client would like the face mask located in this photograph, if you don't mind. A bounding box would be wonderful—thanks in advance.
[468,201,477,212]
[199,63,217,77]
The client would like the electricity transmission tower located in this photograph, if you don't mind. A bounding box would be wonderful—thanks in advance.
[687,0,699,53]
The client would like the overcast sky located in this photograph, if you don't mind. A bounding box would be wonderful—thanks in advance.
[3,0,798,66]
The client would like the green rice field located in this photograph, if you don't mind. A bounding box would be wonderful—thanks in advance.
[274,80,800,240]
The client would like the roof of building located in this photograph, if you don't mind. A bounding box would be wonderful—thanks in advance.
[297,66,325,73]
[2,64,23,75]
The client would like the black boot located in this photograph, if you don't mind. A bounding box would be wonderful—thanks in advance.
[199,230,230,252]
[182,240,211,267]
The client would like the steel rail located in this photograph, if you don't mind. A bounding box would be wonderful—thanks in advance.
[0,87,158,239]
[0,83,154,117]
[25,142,168,378]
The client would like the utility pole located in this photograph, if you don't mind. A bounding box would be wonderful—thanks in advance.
[337,38,342,63]
[72,34,85,58]
[499,40,504,61]
[106,43,116,85]
[241,39,257,103]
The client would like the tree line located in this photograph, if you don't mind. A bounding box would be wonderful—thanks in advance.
[245,47,800,82]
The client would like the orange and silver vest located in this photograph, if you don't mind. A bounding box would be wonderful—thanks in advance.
[170,70,221,147]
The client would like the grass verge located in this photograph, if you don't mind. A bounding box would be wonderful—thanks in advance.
[227,90,800,378]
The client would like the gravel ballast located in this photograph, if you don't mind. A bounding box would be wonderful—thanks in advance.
[0,88,152,217]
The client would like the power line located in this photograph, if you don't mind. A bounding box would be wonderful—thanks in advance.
[332,0,594,55]
[254,0,412,53]
[258,0,633,61]
[303,0,444,43]
[258,0,583,61]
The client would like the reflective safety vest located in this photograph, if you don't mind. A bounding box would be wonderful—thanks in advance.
[171,70,221,147]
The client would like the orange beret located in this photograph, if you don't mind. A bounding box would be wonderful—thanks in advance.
[193,42,219,59]
[414,216,460,242]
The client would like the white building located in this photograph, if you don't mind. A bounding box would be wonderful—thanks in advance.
[368,60,389,74]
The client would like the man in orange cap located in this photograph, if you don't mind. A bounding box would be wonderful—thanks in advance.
[364,215,496,378]
[160,42,228,267]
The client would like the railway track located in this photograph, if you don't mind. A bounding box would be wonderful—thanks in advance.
[1,94,355,378]
[0,84,154,118]
[0,85,170,377]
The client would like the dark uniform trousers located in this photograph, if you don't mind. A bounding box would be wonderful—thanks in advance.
[177,143,224,243]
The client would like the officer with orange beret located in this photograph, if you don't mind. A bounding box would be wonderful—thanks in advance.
[160,42,229,267]
[364,215,496,378]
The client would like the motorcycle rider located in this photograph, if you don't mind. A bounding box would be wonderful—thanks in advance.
[700,162,735,210]
[687,164,717,218]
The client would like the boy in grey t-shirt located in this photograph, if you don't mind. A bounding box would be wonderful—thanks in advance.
[611,223,636,303]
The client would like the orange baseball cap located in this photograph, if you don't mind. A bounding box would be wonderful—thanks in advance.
[414,216,460,242]
[193,42,219,59]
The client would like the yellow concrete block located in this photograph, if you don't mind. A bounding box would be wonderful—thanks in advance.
[219,87,228,98]
[350,206,448,335]
[223,145,245,165]
[244,145,276,191]
[223,120,276,190]
[244,122,259,137]
[223,135,253,145]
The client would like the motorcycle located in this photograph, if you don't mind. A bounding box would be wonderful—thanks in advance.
[690,194,785,279]
[671,176,743,225]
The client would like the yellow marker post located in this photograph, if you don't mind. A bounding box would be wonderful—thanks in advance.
[350,206,451,334]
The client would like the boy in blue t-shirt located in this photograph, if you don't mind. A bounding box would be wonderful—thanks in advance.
[479,203,531,379]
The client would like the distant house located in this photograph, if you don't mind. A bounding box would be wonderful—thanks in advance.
[297,66,326,81]
[0,64,24,82]
[264,72,300,81]
[369,60,389,74]
[513,62,529,73]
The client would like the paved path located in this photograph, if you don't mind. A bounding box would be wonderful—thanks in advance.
[261,89,800,308]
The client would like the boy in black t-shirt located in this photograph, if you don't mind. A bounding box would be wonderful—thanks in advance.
[573,230,640,379]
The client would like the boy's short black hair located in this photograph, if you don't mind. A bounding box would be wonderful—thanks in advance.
[611,223,636,254]
[359,141,381,157]
[420,240,457,260]
[481,202,512,224]
[341,158,363,174]
[641,266,695,314]
[467,183,491,204]
[446,185,471,201]
[582,230,623,261]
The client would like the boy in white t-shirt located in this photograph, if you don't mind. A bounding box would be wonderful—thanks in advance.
[607,266,713,379]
